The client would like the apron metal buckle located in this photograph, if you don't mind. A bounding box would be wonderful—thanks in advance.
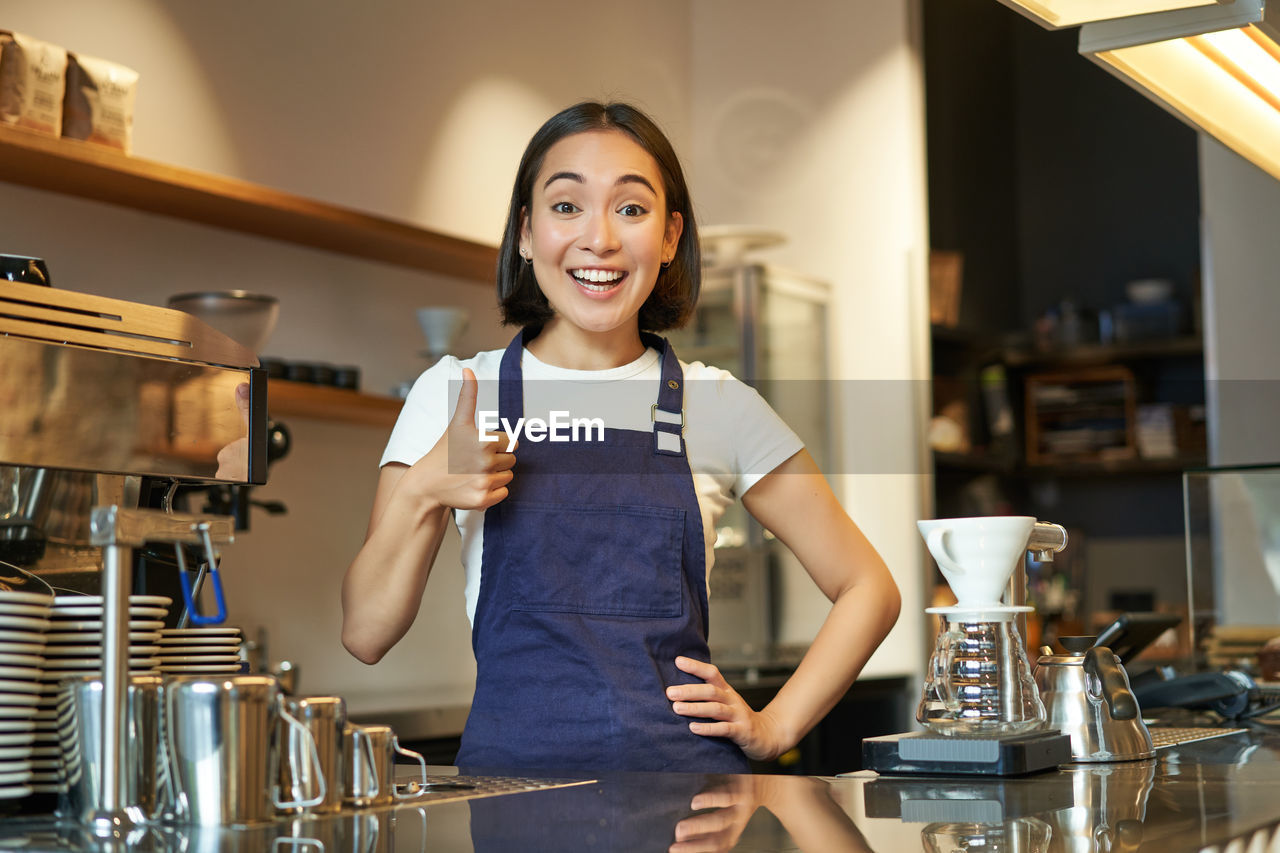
[651,403,685,431]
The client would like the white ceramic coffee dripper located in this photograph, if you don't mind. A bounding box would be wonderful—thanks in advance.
[416,307,468,363]
[916,516,1047,736]
[917,516,1036,608]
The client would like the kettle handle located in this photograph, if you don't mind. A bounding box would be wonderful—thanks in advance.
[1085,645,1139,720]
[925,527,966,575]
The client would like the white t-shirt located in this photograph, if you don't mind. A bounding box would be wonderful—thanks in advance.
[380,343,804,625]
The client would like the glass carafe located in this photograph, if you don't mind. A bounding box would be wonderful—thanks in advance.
[917,610,1047,736]
[921,818,1052,853]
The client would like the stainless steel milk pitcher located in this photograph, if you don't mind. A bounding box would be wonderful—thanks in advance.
[164,675,325,826]
[343,723,429,807]
[280,695,348,815]
[61,674,165,823]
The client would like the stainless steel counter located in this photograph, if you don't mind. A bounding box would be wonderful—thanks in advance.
[3,718,1279,851]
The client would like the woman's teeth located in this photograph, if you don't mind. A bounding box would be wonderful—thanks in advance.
[571,269,624,291]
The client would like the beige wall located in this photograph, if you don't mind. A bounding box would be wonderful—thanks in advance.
[688,0,930,677]
[0,0,929,706]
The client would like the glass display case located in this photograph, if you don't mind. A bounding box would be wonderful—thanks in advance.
[665,262,833,668]
[1183,463,1280,674]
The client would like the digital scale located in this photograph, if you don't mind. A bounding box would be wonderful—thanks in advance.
[862,730,1073,777]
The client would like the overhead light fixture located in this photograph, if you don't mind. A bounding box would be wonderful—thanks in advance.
[996,0,1225,30]
[1080,0,1280,181]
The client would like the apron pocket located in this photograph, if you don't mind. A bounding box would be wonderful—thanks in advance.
[501,501,685,618]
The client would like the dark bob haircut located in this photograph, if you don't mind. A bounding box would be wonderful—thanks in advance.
[496,101,700,332]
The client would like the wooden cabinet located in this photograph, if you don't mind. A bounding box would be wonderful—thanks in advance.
[931,333,1206,479]
[1024,366,1137,465]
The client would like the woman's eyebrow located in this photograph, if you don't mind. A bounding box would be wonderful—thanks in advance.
[616,173,658,195]
[542,172,658,195]
[544,171,583,188]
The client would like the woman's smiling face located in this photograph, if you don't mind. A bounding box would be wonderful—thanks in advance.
[520,129,683,340]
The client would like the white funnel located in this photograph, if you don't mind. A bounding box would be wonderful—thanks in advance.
[417,307,468,360]
[917,516,1035,607]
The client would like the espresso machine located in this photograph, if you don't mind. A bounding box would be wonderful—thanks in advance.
[863,517,1076,776]
[0,271,267,832]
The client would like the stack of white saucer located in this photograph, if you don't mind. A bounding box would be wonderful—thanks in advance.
[42,595,171,679]
[154,627,244,674]
[0,590,53,802]
[33,594,171,794]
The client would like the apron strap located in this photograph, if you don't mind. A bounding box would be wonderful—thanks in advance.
[643,332,686,458]
[496,330,527,424]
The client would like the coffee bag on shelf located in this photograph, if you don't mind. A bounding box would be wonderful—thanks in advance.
[0,30,67,136]
[62,50,137,152]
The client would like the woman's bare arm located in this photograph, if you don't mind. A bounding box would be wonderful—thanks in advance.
[340,464,452,663]
[340,369,515,664]
[669,449,900,759]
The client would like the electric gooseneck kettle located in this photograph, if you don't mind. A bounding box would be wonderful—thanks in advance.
[1034,637,1155,762]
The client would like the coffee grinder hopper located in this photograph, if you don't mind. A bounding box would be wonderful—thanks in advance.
[862,517,1072,777]
[0,278,268,830]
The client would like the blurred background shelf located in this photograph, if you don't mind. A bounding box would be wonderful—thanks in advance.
[932,450,1018,473]
[0,124,498,281]
[1024,456,1208,477]
[268,380,402,428]
[1003,336,1203,368]
[935,450,1207,477]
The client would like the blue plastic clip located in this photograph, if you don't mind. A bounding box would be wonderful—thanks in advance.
[175,523,227,626]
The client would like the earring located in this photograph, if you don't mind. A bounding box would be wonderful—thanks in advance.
[520,250,532,266]
[661,258,672,268]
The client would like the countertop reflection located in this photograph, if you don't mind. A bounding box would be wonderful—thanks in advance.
[2,722,1279,851]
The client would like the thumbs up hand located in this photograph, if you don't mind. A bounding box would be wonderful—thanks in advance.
[403,368,516,511]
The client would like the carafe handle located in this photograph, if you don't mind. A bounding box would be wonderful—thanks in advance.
[926,527,966,575]
[936,626,964,711]
[1084,645,1139,720]
[392,736,430,800]
[275,706,327,810]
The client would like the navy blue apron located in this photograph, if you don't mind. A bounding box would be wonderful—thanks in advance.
[455,330,750,773]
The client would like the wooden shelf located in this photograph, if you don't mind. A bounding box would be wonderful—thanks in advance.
[268,380,402,428]
[930,324,995,348]
[935,450,1206,477]
[932,450,1017,473]
[0,125,498,281]
[1003,336,1203,368]
[1024,455,1207,477]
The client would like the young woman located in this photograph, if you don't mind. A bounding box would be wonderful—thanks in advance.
[341,102,900,773]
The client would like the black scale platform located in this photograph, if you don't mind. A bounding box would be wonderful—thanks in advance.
[862,731,1073,776]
